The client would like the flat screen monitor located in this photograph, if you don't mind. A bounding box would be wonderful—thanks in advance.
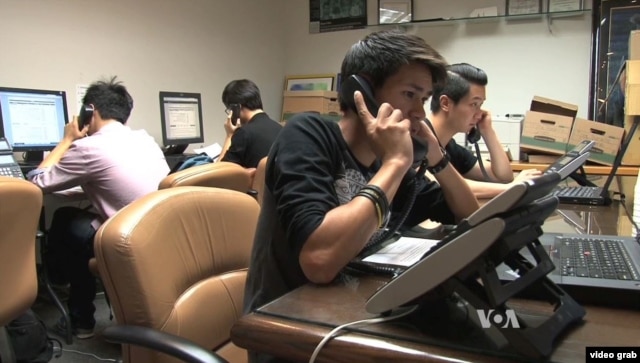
[0,86,69,162]
[159,91,204,153]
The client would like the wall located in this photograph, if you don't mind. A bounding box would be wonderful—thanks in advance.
[282,0,594,118]
[0,0,286,150]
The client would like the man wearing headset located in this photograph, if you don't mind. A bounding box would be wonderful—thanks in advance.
[28,77,168,339]
[427,63,540,199]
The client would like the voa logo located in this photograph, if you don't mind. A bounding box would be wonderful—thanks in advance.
[476,309,521,329]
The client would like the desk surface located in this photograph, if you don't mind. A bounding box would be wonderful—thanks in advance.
[231,201,639,363]
[511,161,639,176]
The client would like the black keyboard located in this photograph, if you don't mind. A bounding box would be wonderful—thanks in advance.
[552,186,599,198]
[558,236,640,281]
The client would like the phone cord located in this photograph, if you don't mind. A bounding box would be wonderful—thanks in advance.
[474,142,491,182]
[362,159,427,253]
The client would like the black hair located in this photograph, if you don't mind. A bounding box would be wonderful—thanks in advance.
[430,63,488,113]
[82,76,133,124]
[338,29,448,111]
[221,79,263,110]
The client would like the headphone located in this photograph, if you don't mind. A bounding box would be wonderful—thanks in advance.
[78,104,94,129]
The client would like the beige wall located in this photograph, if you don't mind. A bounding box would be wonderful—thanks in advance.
[282,0,594,118]
[1,0,595,151]
[0,0,286,151]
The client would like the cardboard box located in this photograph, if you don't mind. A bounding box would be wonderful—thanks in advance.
[530,96,578,120]
[625,60,640,116]
[622,115,640,165]
[520,110,574,155]
[568,118,624,165]
[281,91,340,123]
[629,30,640,60]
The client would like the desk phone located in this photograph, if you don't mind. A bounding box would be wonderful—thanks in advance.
[0,137,25,179]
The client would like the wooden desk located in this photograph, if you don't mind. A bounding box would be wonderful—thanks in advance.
[511,161,639,176]
[231,202,639,362]
[232,278,640,363]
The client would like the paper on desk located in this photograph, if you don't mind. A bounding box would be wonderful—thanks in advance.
[362,236,440,267]
[194,143,222,160]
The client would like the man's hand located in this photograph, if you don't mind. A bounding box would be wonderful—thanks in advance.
[476,110,493,133]
[224,111,241,135]
[64,116,89,141]
[513,168,542,183]
[354,91,412,168]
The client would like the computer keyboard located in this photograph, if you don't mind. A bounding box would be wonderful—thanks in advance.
[558,236,640,281]
[552,186,598,198]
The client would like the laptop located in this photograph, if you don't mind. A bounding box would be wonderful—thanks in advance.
[550,119,640,206]
[497,232,640,308]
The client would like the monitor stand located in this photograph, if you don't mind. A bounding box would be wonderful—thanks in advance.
[163,144,188,156]
[23,151,44,164]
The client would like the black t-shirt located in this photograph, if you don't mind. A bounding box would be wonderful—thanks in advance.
[244,113,456,318]
[221,112,282,168]
[445,139,478,176]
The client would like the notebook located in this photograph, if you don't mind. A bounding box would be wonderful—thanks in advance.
[497,233,640,308]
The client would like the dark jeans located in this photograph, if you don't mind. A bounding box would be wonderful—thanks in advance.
[45,206,98,329]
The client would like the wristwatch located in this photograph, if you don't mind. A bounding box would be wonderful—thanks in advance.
[426,148,450,175]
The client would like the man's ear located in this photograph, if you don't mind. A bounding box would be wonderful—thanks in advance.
[439,95,452,112]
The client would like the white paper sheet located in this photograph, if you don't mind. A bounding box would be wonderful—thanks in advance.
[362,236,440,267]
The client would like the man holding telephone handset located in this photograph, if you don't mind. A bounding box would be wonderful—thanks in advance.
[427,63,541,199]
[218,79,282,168]
[27,77,168,339]
[244,29,479,363]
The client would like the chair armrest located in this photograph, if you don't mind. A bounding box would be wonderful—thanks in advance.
[102,325,229,363]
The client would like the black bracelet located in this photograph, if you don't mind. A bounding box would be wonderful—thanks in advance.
[427,149,450,175]
[357,185,390,229]
[357,189,384,228]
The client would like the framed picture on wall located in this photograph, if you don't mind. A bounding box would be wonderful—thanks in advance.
[379,0,413,24]
[506,0,542,16]
[284,74,336,92]
[548,0,584,13]
[309,0,367,33]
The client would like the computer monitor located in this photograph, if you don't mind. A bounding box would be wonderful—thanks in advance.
[0,86,69,163]
[159,91,204,155]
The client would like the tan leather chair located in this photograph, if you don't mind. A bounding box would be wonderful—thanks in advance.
[158,162,252,193]
[251,157,267,206]
[0,177,43,361]
[94,187,259,363]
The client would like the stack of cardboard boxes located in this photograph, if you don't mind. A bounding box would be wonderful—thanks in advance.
[280,91,340,123]
[520,96,625,166]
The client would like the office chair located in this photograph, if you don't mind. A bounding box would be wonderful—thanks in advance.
[94,187,260,363]
[0,177,43,362]
[251,157,268,206]
[158,161,253,193]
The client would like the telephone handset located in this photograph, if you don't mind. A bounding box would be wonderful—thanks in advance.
[341,75,430,264]
[341,75,428,164]
[467,127,481,144]
[78,104,94,131]
[229,104,241,126]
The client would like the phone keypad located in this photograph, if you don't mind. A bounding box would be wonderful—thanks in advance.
[0,165,25,179]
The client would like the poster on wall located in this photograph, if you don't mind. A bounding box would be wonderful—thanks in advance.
[309,0,367,33]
